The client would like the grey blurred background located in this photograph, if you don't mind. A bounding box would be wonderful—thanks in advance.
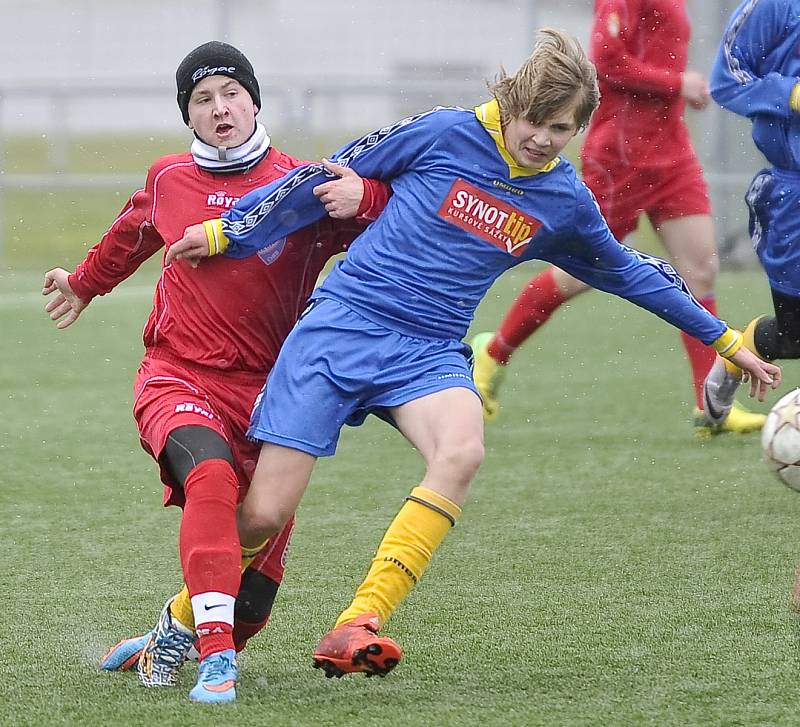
[0,0,761,264]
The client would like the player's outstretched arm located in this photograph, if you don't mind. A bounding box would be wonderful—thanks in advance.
[728,344,782,401]
[42,267,89,329]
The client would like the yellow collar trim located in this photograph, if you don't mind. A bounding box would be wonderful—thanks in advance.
[474,99,559,179]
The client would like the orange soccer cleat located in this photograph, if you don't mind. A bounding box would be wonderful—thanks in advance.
[312,613,403,678]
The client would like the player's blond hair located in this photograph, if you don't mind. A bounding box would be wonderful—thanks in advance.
[490,28,599,131]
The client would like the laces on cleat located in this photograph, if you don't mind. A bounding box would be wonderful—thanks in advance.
[137,598,196,687]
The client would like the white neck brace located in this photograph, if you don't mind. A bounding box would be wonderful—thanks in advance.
[191,122,271,173]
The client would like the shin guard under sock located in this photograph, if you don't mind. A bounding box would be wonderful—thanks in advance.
[175,460,239,653]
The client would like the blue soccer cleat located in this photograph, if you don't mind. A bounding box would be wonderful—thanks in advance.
[189,648,238,704]
[137,598,196,687]
[100,633,150,672]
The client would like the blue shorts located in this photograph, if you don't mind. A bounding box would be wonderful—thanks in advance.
[746,167,800,296]
[248,297,479,456]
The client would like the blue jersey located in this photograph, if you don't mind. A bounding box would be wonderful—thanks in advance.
[711,0,800,170]
[221,101,725,344]
[711,0,800,295]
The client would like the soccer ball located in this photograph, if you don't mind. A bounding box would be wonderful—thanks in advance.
[762,389,800,491]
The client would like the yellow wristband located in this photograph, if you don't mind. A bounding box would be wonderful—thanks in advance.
[203,219,229,256]
[791,82,800,113]
[712,327,744,359]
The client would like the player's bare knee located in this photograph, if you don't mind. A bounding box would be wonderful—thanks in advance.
[697,262,718,293]
[681,263,716,298]
[237,504,287,545]
[435,437,484,481]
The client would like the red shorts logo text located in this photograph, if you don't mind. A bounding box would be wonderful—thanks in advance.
[175,402,215,420]
[438,178,541,256]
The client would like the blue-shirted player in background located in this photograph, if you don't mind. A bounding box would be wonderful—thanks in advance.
[702,0,800,604]
[703,0,800,425]
[167,28,780,682]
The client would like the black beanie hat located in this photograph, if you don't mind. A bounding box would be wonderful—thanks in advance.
[176,41,261,125]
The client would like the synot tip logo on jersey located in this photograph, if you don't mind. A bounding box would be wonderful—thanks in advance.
[438,178,540,256]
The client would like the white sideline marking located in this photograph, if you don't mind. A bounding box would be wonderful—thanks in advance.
[0,284,154,307]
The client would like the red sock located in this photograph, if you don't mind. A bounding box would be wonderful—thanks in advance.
[196,621,235,661]
[180,459,240,658]
[680,295,718,410]
[233,615,270,653]
[490,267,565,364]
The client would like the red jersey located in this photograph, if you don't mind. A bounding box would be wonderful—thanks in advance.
[69,148,389,375]
[581,0,695,168]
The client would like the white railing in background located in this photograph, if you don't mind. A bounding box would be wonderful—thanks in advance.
[0,80,759,265]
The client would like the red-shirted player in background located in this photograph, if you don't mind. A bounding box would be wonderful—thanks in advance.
[42,41,389,704]
[470,0,764,436]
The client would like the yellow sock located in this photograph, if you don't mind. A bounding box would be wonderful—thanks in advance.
[335,486,461,628]
[170,587,195,631]
[240,539,268,570]
[169,538,269,631]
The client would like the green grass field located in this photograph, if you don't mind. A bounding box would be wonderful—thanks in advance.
[3,259,800,726]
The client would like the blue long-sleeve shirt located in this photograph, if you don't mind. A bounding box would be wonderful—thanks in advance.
[711,0,800,170]
[221,101,725,343]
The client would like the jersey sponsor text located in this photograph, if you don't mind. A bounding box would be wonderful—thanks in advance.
[438,178,540,255]
[207,191,241,208]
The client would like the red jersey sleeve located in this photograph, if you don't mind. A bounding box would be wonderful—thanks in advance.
[592,0,683,98]
[68,166,167,303]
[356,179,391,223]
[318,178,392,253]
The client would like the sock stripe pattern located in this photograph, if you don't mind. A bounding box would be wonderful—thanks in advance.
[405,494,456,526]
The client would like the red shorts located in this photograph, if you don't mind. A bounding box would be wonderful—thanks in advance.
[581,155,711,242]
[249,517,294,583]
[133,350,292,583]
[133,350,265,505]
